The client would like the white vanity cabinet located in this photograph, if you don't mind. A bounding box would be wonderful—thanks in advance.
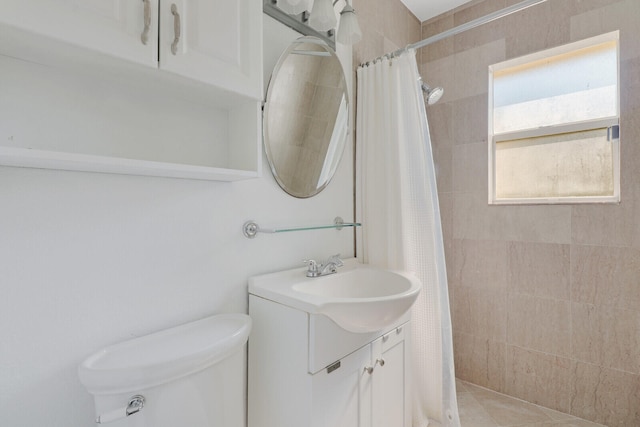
[248,295,411,427]
[369,329,411,427]
[0,0,262,180]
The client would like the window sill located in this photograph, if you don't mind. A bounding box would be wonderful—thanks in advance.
[489,195,621,205]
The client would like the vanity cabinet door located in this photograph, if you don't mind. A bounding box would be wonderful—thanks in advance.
[311,345,371,427]
[371,324,410,427]
[158,0,262,99]
[1,0,159,67]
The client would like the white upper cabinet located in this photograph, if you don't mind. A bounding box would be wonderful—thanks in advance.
[0,0,263,180]
[0,0,262,99]
[1,0,159,68]
[159,0,262,99]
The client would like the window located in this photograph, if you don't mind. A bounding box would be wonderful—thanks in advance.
[488,31,620,204]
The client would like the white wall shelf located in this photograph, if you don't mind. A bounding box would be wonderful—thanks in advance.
[0,147,260,181]
[0,0,263,181]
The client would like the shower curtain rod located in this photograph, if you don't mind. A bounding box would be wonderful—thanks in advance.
[360,0,547,67]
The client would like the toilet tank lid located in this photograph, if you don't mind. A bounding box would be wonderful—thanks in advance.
[78,313,251,395]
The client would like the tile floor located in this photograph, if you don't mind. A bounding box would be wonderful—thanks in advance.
[456,380,607,427]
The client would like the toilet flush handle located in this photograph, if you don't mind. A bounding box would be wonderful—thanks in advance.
[95,395,145,424]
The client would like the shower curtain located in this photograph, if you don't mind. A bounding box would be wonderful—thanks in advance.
[356,50,460,427]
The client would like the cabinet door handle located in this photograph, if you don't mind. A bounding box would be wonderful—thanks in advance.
[141,0,151,45]
[364,358,385,375]
[170,4,181,55]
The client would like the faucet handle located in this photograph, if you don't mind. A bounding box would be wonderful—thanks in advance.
[303,259,318,271]
[325,254,343,266]
[303,259,320,277]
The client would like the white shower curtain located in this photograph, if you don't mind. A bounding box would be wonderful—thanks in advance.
[356,50,460,427]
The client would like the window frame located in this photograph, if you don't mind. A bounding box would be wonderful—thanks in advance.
[488,31,620,205]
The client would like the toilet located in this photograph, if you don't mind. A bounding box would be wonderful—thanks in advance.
[78,313,251,426]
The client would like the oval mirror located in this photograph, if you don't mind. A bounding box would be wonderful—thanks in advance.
[264,37,349,198]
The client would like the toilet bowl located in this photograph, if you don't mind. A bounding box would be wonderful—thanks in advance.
[78,313,251,426]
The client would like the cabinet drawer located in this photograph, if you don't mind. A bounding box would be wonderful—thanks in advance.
[308,311,411,374]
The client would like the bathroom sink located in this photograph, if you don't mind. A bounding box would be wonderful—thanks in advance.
[248,259,421,333]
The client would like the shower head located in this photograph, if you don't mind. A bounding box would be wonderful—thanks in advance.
[421,82,444,105]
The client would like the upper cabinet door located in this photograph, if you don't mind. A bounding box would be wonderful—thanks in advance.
[0,0,159,68]
[159,0,263,100]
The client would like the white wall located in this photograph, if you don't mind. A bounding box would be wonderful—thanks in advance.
[0,15,354,426]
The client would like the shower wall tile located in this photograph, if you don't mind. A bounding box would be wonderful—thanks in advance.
[453,287,507,340]
[451,39,505,100]
[353,27,384,66]
[452,93,488,145]
[555,0,622,15]
[571,245,640,310]
[571,302,640,374]
[420,55,455,105]
[383,37,401,54]
[507,241,570,300]
[452,142,488,194]
[453,332,506,392]
[570,0,640,60]
[621,146,640,209]
[453,0,508,27]
[408,12,421,50]
[505,346,575,414]
[452,193,496,241]
[633,198,640,249]
[433,145,453,194]
[438,192,454,279]
[353,0,383,31]
[571,198,638,247]
[430,111,453,191]
[451,238,508,290]
[427,101,454,149]
[454,20,506,55]
[454,0,508,53]
[421,13,454,62]
[570,362,640,427]
[453,192,572,243]
[382,0,413,49]
[353,0,420,66]
[507,294,571,357]
[620,105,640,200]
[504,0,571,58]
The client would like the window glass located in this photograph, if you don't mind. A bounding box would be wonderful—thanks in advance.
[495,128,614,199]
[489,32,619,204]
[493,42,617,134]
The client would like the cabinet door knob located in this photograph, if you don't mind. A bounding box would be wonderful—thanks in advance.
[170,4,181,55]
[141,0,151,45]
[364,358,385,375]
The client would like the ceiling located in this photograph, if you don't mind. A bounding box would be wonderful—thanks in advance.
[400,0,473,22]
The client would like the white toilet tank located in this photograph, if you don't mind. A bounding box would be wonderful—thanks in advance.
[78,313,251,427]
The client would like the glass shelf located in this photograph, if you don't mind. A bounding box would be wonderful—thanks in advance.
[243,217,361,239]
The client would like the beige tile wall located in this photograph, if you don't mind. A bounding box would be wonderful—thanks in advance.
[352,0,421,68]
[417,1,640,426]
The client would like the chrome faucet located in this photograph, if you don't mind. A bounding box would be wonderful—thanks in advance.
[304,254,344,278]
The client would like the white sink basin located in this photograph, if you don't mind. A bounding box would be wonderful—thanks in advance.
[248,259,421,333]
